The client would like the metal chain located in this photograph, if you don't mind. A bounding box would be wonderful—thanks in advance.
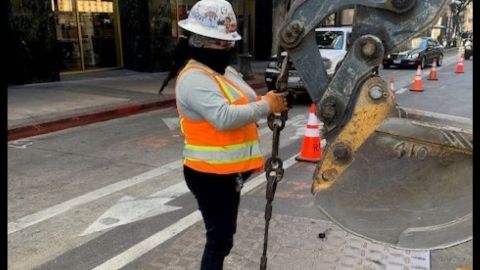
[260,53,291,270]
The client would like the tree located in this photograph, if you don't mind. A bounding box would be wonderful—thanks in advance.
[447,0,472,45]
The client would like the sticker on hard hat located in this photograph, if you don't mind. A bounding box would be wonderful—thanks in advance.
[178,0,242,41]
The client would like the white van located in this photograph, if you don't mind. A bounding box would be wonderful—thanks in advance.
[315,26,352,75]
[265,26,352,91]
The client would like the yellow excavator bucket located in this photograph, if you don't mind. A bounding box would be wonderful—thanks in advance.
[312,79,472,250]
[274,0,470,251]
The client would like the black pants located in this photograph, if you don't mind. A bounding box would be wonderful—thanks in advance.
[184,165,252,270]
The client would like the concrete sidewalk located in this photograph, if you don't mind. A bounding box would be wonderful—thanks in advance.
[7,62,269,141]
[8,47,462,141]
[124,155,471,270]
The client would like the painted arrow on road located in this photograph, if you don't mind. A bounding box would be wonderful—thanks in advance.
[80,181,189,236]
[162,117,180,131]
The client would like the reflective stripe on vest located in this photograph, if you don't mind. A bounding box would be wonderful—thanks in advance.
[215,78,244,103]
[184,140,262,164]
[177,61,245,104]
[176,60,264,174]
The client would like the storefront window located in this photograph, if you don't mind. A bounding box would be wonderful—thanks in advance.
[171,0,195,38]
[52,0,120,72]
[79,6,118,69]
[53,0,82,71]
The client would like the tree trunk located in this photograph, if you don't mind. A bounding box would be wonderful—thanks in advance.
[446,0,472,47]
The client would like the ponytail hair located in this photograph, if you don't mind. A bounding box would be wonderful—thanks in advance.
[158,34,191,94]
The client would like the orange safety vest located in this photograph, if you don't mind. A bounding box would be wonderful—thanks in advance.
[175,60,264,174]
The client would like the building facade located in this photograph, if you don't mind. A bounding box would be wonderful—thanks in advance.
[7,0,353,85]
[461,2,473,34]
[7,0,178,84]
[7,0,274,84]
[430,1,473,46]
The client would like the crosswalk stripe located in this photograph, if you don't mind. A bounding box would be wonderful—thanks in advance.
[92,155,298,270]
[8,117,303,235]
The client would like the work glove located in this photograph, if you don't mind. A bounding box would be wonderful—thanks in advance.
[262,91,288,113]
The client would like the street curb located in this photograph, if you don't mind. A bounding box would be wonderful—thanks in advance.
[8,82,267,141]
[8,99,176,141]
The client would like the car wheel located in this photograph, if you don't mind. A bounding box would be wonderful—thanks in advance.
[436,55,443,66]
[420,56,426,69]
[383,64,390,69]
[465,51,472,60]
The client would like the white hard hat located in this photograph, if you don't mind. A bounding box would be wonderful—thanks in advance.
[178,0,242,41]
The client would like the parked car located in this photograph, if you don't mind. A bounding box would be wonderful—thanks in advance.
[383,37,444,69]
[463,38,473,60]
[265,26,352,91]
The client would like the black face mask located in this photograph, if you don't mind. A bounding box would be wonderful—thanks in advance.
[189,47,234,75]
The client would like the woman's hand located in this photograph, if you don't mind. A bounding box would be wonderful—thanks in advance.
[262,91,288,113]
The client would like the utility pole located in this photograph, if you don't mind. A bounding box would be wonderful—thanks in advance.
[239,0,254,80]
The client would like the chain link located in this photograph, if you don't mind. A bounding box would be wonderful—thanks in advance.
[260,54,291,270]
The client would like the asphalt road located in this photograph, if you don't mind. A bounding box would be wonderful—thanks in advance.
[8,52,472,270]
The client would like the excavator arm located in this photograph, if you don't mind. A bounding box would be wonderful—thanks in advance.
[277,0,472,250]
[280,0,448,132]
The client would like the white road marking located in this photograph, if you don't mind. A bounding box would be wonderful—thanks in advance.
[92,211,203,270]
[289,127,306,140]
[161,117,180,131]
[80,181,189,236]
[241,156,297,195]
[8,141,34,149]
[8,160,183,235]
[259,114,306,136]
[257,119,268,125]
[258,126,271,136]
[92,155,299,270]
[9,116,305,235]
[395,87,409,94]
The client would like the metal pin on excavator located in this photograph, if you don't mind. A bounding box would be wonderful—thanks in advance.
[260,0,472,268]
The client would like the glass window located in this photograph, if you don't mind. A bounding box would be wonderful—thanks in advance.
[315,31,345,50]
[52,0,120,72]
[174,0,200,37]
[53,0,82,71]
[411,38,428,49]
[78,3,118,69]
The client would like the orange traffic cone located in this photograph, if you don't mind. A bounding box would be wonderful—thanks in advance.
[428,61,438,80]
[388,77,395,91]
[295,104,322,162]
[410,65,424,92]
[455,54,464,73]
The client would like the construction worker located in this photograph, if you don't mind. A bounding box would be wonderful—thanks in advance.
[173,0,288,269]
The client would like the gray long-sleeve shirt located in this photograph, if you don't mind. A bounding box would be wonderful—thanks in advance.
[175,63,270,131]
